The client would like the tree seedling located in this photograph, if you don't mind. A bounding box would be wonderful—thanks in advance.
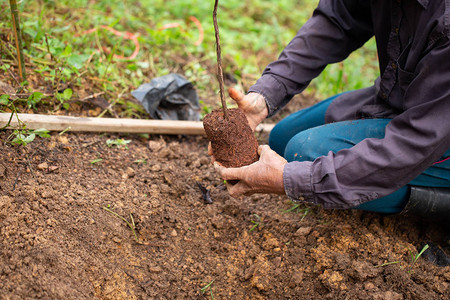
[102,205,138,242]
[201,280,214,299]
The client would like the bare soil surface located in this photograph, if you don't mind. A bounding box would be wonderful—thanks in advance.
[1,124,449,299]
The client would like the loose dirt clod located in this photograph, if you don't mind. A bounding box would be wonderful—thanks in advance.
[203,108,259,168]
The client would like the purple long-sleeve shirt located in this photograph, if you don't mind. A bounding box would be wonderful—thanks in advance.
[249,0,450,209]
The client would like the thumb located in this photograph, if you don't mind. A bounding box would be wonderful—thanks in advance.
[258,144,270,156]
[228,87,244,103]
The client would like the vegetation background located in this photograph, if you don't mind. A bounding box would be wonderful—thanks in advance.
[0,0,378,120]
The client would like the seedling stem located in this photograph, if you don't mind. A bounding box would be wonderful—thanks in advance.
[213,0,228,119]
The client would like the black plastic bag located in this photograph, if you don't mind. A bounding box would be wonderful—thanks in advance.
[131,73,200,121]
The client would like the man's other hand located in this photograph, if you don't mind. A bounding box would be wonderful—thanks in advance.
[228,87,268,131]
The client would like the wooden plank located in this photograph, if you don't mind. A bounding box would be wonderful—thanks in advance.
[0,113,274,135]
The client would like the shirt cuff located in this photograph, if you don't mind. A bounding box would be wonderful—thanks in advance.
[248,74,288,117]
[283,161,315,203]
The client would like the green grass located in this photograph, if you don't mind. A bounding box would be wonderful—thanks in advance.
[0,0,378,117]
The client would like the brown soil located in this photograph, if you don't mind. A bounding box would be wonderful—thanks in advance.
[203,108,259,168]
[1,130,449,299]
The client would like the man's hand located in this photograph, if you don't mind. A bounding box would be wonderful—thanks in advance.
[228,87,268,131]
[214,145,287,197]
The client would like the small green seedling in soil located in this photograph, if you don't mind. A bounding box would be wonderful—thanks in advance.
[0,94,10,106]
[55,88,73,110]
[90,158,103,164]
[133,159,147,164]
[249,214,261,232]
[201,280,214,299]
[408,244,429,272]
[282,202,310,221]
[10,128,50,146]
[102,205,138,242]
[106,138,131,149]
[26,92,44,110]
[282,202,302,213]
[300,207,310,221]
[58,126,71,136]
[375,261,401,268]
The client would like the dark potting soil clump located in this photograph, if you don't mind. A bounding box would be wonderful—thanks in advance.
[203,108,259,168]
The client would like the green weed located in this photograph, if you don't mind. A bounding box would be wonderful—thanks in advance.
[90,158,103,164]
[375,261,401,268]
[8,128,50,146]
[106,138,131,149]
[102,205,139,242]
[408,244,429,272]
[201,280,214,299]
[282,201,310,221]
[248,214,261,232]
[133,158,147,164]
[55,88,73,110]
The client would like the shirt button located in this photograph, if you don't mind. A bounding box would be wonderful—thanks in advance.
[381,92,387,99]
[391,63,397,69]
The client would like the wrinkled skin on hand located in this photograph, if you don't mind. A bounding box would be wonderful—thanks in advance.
[214,145,287,197]
[227,87,268,131]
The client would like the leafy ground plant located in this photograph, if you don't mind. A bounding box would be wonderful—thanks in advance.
[9,128,50,146]
[106,138,131,149]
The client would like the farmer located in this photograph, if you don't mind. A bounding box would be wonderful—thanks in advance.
[212,0,450,220]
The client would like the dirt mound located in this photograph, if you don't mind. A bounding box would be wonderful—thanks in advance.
[0,131,449,299]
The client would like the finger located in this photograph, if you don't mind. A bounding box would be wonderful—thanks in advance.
[208,142,213,155]
[258,144,270,156]
[227,181,248,197]
[228,87,244,103]
[214,162,243,181]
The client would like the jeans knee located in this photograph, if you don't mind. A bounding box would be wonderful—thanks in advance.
[269,122,290,156]
[284,131,324,162]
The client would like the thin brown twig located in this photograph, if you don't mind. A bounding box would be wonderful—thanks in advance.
[9,0,26,82]
[213,0,228,119]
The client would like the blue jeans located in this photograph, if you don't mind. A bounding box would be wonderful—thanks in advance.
[269,94,450,213]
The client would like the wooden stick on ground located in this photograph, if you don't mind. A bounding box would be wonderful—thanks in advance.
[0,113,275,135]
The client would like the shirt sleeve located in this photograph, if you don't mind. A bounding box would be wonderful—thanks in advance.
[284,38,450,209]
[248,0,373,116]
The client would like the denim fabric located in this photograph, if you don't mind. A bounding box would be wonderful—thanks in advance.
[270,95,450,213]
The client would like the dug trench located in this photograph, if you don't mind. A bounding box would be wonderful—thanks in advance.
[0,130,449,299]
